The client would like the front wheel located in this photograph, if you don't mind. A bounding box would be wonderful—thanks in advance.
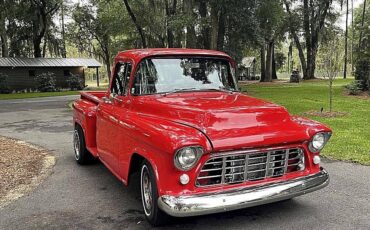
[140,160,168,226]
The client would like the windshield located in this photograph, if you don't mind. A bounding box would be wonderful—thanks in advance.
[132,57,238,95]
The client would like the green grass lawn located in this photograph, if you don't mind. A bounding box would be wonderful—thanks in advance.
[242,79,370,165]
[0,91,80,100]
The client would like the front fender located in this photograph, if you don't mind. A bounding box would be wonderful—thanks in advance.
[122,112,212,194]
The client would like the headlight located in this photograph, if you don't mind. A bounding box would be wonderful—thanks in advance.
[309,132,331,153]
[174,146,203,171]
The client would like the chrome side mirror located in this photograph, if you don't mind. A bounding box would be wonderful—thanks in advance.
[109,93,123,103]
[102,96,111,104]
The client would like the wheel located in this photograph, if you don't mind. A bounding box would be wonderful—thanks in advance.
[73,125,95,165]
[140,160,168,226]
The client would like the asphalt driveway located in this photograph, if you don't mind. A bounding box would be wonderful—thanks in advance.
[0,96,369,230]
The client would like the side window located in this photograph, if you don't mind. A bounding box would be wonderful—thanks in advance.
[132,60,157,95]
[111,63,132,96]
[123,63,132,95]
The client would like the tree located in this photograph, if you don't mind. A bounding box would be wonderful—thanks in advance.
[69,0,131,78]
[257,0,285,82]
[123,0,147,48]
[352,1,370,91]
[30,0,61,57]
[359,0,367,49]
[322,38,343,112]
[284,0,334,80]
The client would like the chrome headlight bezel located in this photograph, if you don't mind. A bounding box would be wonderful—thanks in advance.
[174,146,204,171]
[308,132,332,153]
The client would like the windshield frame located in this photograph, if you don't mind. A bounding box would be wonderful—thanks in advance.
[130,55,239,96]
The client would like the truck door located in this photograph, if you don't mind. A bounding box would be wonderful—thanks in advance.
[96,62,132,178]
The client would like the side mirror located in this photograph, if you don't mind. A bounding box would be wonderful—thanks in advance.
[109,93,123,103]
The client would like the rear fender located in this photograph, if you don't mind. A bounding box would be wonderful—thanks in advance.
[72,99,98,156]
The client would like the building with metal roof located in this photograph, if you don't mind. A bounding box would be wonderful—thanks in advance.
[0,57,102,92]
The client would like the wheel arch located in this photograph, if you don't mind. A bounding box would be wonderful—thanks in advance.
[127,152,159,186]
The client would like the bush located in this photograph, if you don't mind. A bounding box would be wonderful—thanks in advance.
[0,73,11,94]
[35,72,57,92]
[345,80,364,95]
[354,59,370,91]
[66,73,84,90]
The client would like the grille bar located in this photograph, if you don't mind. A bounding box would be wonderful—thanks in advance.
[196,148,305,187]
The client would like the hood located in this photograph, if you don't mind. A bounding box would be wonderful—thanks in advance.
[133,92,310,151]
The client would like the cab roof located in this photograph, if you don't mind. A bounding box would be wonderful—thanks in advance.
[115,48,234,63]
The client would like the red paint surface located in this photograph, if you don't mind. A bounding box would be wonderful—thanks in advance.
[73,48,331,196]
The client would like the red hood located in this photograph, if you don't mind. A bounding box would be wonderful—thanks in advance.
[132,92,311,151]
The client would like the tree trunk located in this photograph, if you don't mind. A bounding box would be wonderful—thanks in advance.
[217,8,225,51]
[344,0,349,79]
[263,41,273,82]
[184,0,196,48]
[165,0,174,47]
[351,0,354,72]
[210,5,219,50]
[165,0,177,48]
[0,34,8,57]
[260,45,266,82]
[105,56,111,80]
[303,0,312,79]
[359,0,367,50]
[272,44,277,80]
[42,35,47,57]
[61,2,66,58]
[0,0,8,57]
[285,0,331,80]
[198,0,210,49]
[123,0,147,48]
[284,1,308,78]
[33,37,43,58]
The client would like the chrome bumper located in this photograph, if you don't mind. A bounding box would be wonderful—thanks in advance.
[158,168,329,217]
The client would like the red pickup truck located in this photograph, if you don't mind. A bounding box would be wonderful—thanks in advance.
[73,48,331,226]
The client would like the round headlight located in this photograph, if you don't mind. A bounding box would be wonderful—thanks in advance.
[174,146,203,171]
[309,132,331,153]
[312,133,325,150]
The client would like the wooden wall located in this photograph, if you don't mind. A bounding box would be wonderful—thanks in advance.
[0,67,85,91]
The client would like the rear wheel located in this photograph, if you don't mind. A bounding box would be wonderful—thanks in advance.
[73,125,95,165]
[140,160,168,226]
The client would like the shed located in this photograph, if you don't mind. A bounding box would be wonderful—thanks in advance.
[0,57,101,91]
[238,57,257,81]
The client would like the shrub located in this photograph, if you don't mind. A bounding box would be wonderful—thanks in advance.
[345,80,364,95]
[35,72,57,92]
[354,59,370,91]
[66,73,84,90]
[0,73,11,94]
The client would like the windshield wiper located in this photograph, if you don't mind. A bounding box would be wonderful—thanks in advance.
[162,87,237,95]
[162,88,198,95]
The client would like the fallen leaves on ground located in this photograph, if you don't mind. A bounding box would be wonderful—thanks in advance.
[0,136,55,208]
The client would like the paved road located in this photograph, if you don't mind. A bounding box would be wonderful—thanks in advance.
[0,96,369,230]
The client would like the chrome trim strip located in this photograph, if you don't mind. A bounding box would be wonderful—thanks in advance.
[158,168,329,217]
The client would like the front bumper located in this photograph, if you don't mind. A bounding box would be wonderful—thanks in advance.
[158,168,329,217]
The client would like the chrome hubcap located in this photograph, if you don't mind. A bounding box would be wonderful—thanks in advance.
[73,130,80,160]
[141,165,153,216]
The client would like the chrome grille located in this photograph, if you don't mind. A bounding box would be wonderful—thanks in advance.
[196,148,305,187]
